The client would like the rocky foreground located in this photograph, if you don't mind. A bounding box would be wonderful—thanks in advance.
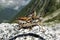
[0,23,60,40]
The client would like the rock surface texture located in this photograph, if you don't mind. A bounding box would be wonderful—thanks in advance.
[0,23,60,40]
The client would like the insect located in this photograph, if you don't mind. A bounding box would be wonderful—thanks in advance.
[17,8,60,30]
[17,11,41,30]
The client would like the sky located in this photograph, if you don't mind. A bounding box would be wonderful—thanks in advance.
[0,0,31,10]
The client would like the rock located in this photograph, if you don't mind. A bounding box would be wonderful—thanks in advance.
[0,23,60,40]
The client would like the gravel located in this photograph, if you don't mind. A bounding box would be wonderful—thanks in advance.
[0,23,60,40]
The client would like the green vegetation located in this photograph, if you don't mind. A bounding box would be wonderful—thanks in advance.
[44,0,60,17]
[0,0,60,23]
[10,0,45,23]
